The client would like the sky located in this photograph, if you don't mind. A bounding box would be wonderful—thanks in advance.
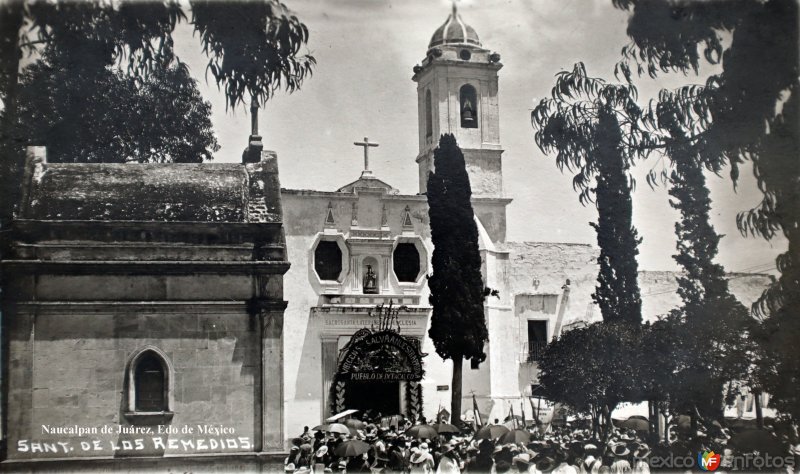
[173,0,785,274]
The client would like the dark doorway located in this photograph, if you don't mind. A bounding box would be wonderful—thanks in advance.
[526,320,547,362]
[344,380,400,417]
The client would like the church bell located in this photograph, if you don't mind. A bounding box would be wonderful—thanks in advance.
[462,101,475,122]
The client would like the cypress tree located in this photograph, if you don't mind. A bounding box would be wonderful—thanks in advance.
[658,95,752,422]
[427,133,489,423]
[591,106,643,324]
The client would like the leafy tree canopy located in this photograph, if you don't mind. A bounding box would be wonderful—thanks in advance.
[613,0,799,420]
[16,50,219,163]
[538,322,644,438]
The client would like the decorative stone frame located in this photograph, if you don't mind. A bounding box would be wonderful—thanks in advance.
[391,236,428,288]
[310,232,349,289]
[124,345,175,423]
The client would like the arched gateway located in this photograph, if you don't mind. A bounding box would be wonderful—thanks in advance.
[331,305,427,419]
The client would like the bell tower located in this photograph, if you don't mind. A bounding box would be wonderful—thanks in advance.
[413,4,504,198]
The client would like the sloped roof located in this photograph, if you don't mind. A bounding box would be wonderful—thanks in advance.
[22,161,280,223]
[336,174,399,195]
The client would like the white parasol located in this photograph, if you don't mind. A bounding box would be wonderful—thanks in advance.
[325,409,359,422]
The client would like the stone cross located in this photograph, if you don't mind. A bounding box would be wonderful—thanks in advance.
[353,137,379,172]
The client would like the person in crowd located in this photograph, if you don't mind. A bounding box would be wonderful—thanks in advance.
[387,437,408,472]
[437,441,462,474]
[609,444,631,474]
[409,442,435,473]
[630,444,649,474]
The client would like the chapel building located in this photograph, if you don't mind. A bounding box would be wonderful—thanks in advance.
[0,6,774,469]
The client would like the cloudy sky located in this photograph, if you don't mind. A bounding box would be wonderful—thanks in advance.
[174,0,784,274]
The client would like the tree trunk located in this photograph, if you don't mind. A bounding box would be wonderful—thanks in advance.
[648,399,662,443]
[754,391,764,429]
[601,404,612,441]
[451,357,463,426]
[0,1,24,221]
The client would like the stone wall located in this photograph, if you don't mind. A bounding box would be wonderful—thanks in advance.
[7,306,259,460]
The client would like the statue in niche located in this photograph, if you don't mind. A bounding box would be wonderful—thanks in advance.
[363,264,378,294]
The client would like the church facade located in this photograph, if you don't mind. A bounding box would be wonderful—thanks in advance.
[0,5,774,469]
[278,6,772,436]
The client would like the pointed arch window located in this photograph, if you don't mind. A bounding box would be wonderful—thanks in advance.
[459,84,478,129]
[425,89,433,138]
[125,347,174,422]
[136,353,166,411]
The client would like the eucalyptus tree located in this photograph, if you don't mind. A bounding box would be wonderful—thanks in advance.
[532,62,652,325]
[614,0,799,420]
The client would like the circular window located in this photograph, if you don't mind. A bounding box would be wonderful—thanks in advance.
[459,49,471,61]
[314,241,343,281]
[393,243,421,283]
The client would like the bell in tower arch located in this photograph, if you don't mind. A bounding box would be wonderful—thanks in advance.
[459,84,479,129]
[462,100,475,122]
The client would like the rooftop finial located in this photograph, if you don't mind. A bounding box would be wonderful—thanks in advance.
[452,1,457,16]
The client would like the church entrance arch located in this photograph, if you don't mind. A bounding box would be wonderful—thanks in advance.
[331,322,426,420]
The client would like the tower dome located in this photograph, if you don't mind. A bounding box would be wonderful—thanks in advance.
[428,4,481,49]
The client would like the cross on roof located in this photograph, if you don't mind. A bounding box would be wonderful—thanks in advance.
[353,137,379,172]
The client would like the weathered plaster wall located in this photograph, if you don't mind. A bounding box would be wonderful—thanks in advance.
[281,190,492,430]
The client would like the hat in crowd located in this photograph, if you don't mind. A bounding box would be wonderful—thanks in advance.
[419,442,429,452]
[535,456,557,473]
[410,450,427,464]
[284,463,296,472]
[633,444,651,460]
[612,443,630,457]
[300,443,313,453]
[583,443,598,454]
[495,459,512,472]
[512,452,531,467]
[315,446,328,458]
[479,439,494,452]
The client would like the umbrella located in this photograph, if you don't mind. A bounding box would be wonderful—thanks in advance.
[620,417,650,432]
[405,424,439,440]
[499,429,531,445]
[474,424,510,440]
[729,429,785,455]
[433,423,460,434]
[335,439,371,457]
[326,409,359,422]
[313,423,350,435]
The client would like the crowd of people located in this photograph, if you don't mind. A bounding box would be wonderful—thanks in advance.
[283,414,799,473]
